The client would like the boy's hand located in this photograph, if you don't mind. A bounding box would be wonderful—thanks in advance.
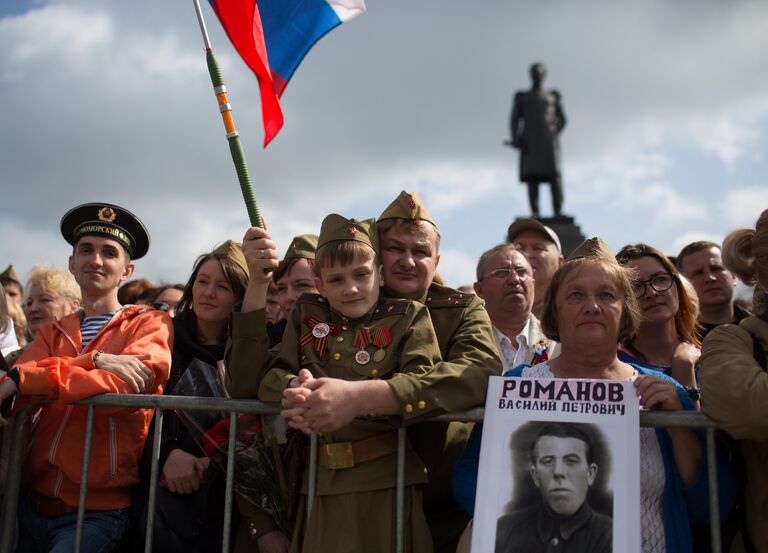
[281,369,314,430]
[291,378,360,435]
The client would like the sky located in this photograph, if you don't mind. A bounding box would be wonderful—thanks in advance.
[2,0,767,290]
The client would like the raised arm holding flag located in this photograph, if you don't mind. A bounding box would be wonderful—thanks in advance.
[191,0,365,228]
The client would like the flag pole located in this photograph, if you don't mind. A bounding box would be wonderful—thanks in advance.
[192,0,264,229]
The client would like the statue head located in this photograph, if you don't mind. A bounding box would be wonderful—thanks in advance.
[529,63,547,86]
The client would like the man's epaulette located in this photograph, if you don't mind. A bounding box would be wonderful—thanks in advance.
[372,298,411,320]
[425,285,474,309]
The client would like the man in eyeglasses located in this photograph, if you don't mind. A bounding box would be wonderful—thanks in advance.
[474,243,559,373]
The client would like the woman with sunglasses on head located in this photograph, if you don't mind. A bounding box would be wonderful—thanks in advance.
[616,244,701,402]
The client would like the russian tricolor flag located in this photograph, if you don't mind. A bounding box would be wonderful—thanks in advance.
[209,0,366,146]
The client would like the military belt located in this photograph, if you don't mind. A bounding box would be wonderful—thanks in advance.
[318,431,398,470]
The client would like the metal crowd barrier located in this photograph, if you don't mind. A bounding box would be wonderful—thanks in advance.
[0,396,723,553]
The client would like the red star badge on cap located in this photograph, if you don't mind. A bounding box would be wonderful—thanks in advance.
[348,226,358,235]
[408,199,416,210]
[98,207,116,223]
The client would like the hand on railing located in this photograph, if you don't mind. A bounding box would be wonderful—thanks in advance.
[94,352,154,393]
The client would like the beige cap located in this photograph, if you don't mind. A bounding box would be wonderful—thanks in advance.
[378,191,436,228]
[212,240,249,276]
[318,214,378,253]
[284,234,319,260]
[567,237,615,263]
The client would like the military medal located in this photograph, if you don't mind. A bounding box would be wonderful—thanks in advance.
[300,317,339,359]
[372,325,392,363]
[353,327,372,365]
[312,322,330,338]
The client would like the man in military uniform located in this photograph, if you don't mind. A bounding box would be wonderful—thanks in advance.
[507,63,566,218]
[277,192,502,553]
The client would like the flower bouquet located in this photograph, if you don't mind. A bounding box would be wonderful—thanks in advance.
[171,359,302,535]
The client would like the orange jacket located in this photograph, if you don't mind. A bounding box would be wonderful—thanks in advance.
[13,305,172,510]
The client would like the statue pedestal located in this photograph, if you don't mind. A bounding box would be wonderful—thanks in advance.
[539,215,585,257]
[509,215,586,258]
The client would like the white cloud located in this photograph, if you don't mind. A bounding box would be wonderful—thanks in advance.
[435,248,477,289]
[721,187,768,228]
[3,5,112,66]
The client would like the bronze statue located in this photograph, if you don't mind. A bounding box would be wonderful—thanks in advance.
[506,63,566,217]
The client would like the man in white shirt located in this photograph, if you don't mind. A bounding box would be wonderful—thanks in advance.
[474,243,558,371]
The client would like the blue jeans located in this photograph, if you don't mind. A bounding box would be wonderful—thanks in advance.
[16,495,129,553]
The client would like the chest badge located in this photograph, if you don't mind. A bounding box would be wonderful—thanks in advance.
[312,322,330,338]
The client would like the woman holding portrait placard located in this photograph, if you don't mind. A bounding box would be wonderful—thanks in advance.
[453,237,735,553]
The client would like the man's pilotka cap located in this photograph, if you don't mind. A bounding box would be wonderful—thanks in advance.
[507,218,562,254]
[61,203,150,260]
[284,234,319,261]
[378,191,437,229]
[318,214,378,253]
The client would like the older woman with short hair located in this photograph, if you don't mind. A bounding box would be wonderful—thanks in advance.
[23,265,82,339]
[454,238,732,553]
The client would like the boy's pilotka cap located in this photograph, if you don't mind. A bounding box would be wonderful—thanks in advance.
[378,190,436,228]
[317,215,378,253]
[284,234,319,260]
[60,203,150,260]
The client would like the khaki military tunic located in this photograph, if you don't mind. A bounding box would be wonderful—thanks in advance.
[259,293,442,553]
[224,283,502,552]
[389,283,502,553]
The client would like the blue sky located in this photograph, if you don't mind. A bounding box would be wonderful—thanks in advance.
[1,0,767,288]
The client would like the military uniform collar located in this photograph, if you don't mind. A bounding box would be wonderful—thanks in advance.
[327,300,380,326]
[536,501,594,542]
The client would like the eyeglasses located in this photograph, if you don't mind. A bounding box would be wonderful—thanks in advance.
[483,267,531,281]
[632,273,675,297]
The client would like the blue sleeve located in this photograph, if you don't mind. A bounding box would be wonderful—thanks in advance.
[452,422,483,515]
[452,367,527,513]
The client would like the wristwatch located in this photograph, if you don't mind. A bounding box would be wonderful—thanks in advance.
[684,385,700,401]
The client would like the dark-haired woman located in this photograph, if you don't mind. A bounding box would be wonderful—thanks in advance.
[135,241,250,552]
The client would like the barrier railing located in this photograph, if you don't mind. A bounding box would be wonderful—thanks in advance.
[0,396,723,553]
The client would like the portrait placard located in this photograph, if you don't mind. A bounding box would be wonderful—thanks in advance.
[472,376,640,553]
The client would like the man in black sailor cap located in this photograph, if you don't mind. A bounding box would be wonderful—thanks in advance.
[0,202,172,553]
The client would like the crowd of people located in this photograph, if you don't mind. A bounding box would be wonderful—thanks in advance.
[0,194,765,553]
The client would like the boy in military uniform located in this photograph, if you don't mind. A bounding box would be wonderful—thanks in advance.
[280,192,502,553]
[258,214,442,553]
